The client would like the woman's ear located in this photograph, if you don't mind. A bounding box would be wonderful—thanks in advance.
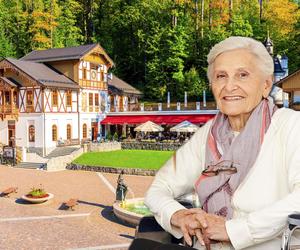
[262,75,273,98]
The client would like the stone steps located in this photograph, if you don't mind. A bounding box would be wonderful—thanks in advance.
[46,146,80,159]
[15,162,46,170]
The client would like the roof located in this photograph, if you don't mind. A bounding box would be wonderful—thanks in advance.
[4,58,79,89]
[21,44,97,62]
[274,56,285,74]
[21,44,114,66]
[276,68,300,88]
[108,75,142,96]
[0,77,19,87]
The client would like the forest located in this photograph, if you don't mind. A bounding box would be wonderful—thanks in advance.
[0,0,299,101]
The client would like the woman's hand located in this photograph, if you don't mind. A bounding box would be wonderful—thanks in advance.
[203,213,230,242]
[170,208,208,246]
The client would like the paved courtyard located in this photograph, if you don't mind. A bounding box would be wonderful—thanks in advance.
[0,166,154,250]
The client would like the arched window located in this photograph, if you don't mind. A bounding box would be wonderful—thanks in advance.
[52,125,57,141]
[82,123,87,139]
[67,124,72,140]
[28,125,35,142]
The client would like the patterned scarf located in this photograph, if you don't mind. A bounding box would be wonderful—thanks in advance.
[195,97,277,219]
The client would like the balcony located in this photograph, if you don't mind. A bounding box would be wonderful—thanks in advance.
[0,104,19,120]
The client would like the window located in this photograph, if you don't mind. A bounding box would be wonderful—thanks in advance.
[27,90,33,106]
[4,91,10,104]
[66,91,72,107]
[67,124,72,140]
[52,125,57,141]
[52,90,58,107]
[100,71,104,81]
[95,93,99,106]
[89,93,93,106]
[28,125,35,142]
[83,69,87,79]
[82,123,87,139]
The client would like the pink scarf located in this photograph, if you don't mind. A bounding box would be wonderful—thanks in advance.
[195,97,277,219]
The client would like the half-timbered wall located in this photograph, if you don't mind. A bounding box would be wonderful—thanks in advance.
[19,87,43,113]
[79,89,104,113]
[43,89,78,113]
[78,60,107,89]
[109,94,129,112]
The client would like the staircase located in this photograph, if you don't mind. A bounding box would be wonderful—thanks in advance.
[14,162,46,170]
[14,145,82,171]
[45,146,80,159]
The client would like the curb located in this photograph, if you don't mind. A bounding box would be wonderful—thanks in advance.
[66,163,157,176]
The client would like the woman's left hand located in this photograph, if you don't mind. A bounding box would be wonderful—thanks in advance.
[202,213,230,242]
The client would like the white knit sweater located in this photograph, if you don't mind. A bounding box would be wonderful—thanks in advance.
[145,108,300,249]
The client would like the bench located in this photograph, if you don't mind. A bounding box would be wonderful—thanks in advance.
[63,198,78,210]
[1,187,18,197]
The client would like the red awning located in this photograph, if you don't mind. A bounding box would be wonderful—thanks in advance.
[101,114,215,125]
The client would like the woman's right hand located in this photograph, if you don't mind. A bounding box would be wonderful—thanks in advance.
[170,208,209,246]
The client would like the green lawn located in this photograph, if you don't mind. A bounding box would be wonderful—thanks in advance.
[73,150,174,170]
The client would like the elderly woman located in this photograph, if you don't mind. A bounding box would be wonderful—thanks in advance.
[143,36,300,249]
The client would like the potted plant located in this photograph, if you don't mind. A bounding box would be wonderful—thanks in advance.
[22,185,54,203]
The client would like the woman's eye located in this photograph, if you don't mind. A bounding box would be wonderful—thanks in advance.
[239,72,249,78]
[216,74,226,79]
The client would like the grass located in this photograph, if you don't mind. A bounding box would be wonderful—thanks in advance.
[72,149,174,170]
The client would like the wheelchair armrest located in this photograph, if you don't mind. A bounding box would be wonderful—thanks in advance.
[135,216,182,244]
[135,201,193,244]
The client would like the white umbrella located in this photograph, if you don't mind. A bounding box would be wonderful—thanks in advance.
[170,120,199,133]
[134,120,164,132]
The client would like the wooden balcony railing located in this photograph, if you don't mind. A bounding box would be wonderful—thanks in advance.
[0,104,19,114]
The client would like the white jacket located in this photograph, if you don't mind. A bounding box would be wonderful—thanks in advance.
[145,108,300,249]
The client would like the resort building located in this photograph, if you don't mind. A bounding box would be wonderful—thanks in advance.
[0,44,141,156]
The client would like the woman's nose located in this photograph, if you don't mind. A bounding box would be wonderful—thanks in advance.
[223,77,239,92]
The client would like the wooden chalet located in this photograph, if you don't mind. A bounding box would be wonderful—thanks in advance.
[276,68,300,111]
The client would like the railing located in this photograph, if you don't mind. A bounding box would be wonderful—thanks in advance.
[110,102,217,112]
[0,104,19,114]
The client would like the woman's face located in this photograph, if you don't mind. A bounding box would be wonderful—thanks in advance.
[211,49,272,117]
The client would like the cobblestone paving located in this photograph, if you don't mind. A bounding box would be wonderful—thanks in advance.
[0,166,154,250]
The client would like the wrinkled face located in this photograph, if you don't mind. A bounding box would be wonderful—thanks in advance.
[211,49,272,117]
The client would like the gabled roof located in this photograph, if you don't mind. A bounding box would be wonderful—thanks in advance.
[108,75,142,96]
[276,68,300,88]
[21,43,114,66]
[3,58,79,89]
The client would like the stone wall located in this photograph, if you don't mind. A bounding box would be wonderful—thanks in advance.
[121,142,181,151]
[66,163,156,176]
[84,142,121,152]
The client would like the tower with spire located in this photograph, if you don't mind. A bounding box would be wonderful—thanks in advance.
[263,32,288,83]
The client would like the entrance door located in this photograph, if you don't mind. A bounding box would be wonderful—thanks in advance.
[8,120,15,147]
[91,122,98,141]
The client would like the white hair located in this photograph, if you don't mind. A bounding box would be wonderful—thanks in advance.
[207,36,274,83]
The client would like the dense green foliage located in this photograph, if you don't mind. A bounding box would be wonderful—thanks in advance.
[73,149,174,170]
[0,0,299,101]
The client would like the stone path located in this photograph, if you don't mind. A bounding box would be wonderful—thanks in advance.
[0,166,154,250]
